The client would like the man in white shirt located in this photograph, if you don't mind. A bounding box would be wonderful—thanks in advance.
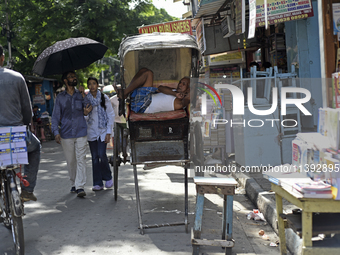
[114,68,190,114]
[110,88,128,162]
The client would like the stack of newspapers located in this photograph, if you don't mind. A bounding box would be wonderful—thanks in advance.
[0,126,28,166]
[292,181,332,199]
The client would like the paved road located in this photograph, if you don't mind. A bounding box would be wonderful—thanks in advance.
[1,141,280,255]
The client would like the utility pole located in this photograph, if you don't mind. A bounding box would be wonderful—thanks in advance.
[101,59,105,86]
[4,0,12,68]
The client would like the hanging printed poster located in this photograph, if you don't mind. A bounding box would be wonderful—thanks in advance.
[248,0,256,39]
[333,3,340,38]
[256,0,314,27]
[235,0,245,35]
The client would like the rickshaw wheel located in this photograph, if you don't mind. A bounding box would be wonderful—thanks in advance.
[113,123,120,201]
[122,128,129,163]
[192,245,200,255]
[225,247,232,255]
[191,121,204,177]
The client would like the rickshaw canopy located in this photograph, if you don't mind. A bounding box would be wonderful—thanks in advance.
[118,32,201,86]
[118,32,200,65]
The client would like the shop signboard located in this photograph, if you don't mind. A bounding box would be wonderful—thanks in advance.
[33,84,46,105]
[210,66,241,79]
[33,94,46,105]
[256,0,314,27]
[138,20,192,35]
[209,51,244,66]
[35,84,42,96]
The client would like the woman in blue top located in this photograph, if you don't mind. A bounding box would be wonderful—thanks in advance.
[84,77,115,191]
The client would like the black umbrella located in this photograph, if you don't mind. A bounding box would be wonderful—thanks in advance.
[32,37,108,76]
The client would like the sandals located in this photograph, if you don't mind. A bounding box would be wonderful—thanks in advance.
[113,84,126,117]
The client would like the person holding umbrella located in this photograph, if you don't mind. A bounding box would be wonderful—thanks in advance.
[78,85,86,98]
[34,37,108,197]
[51,71,89,197]
[84,77,114,191]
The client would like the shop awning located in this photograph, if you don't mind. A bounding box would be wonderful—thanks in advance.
[182,11,192,19]
[24,75,44,83]
[194,0,227,19]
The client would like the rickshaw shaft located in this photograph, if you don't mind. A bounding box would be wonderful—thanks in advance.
[138,222,186,229]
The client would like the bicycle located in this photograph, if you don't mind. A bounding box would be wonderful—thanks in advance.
[42,121,54,141]
[0,164,28,255]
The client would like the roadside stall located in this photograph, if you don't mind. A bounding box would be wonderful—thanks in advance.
[264,107,340,254]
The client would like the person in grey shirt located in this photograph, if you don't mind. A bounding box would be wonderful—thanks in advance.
[51,71,89,197]
[0,44,41,202]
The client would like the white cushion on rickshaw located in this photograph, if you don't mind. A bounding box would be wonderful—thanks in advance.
[129,109,187,122]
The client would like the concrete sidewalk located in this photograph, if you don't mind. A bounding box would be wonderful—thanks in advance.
[202,156,340,255]
[1,141,280,255]
[231,169,299,254]
[232,168,340,253]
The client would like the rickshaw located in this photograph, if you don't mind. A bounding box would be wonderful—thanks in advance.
[112,32,201,234]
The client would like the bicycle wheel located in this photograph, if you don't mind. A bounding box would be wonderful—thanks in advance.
[10,214,24,255]
[44,124,53,141]
[4,170,25,255]
[0,174,11,229]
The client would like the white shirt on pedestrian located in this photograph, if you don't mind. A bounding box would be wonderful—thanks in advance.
[110,95,126,123]
[86,93,114,142]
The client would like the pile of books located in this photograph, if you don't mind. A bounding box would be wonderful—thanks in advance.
[293,181,332,199]
[264,166,333,199]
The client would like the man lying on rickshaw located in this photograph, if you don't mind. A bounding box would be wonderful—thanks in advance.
[114,68,190,114]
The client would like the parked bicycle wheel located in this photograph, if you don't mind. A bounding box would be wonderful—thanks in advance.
[41,118,54,141]
[0,169,25,255]
[44,123,54,141]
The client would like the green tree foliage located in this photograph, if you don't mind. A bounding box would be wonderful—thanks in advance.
[0,0,177,84]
